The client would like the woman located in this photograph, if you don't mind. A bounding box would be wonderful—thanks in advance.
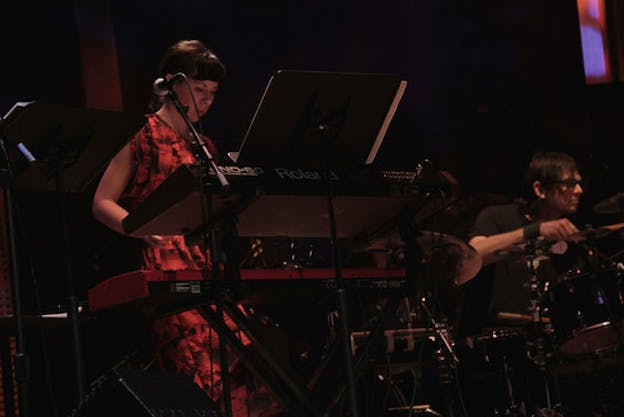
[93,39,279,417]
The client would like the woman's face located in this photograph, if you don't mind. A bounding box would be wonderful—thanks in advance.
[173,78,219,122]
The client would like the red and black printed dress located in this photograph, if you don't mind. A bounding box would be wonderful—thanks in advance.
[120,114,278,417]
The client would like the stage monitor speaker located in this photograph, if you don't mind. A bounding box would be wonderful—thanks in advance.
[73,367,222,417]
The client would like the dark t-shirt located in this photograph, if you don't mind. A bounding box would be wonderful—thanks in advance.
[457,203,577,337]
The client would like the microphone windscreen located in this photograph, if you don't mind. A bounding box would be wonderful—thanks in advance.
[153,78,169,97]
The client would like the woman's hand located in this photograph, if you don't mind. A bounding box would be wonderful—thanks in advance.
[142,235,172,248]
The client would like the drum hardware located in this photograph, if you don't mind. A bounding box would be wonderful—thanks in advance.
[456,328,530,417]
[240,238,270,268]
[349,224,469,417]
[496,311,551,324]
[239,238,330,269]
[386,404,443,416]
[416,298,458,367]
[493,239,565,265]
[492,222,624,266]
[605,247,624,264]
[350,327,435,356]
[360,229,482,286]
[523,239,561,414]
[349,307,455,417]
[567,222,624,242]
[410,230,483,286]
[543,266,624,356]
[542,224,624,357]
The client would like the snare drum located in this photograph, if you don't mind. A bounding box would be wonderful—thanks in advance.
[542,268,624,356]
[457,328,530,417]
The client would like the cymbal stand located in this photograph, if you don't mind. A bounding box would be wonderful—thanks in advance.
[583,229,624,347]
[401,223,458,366]
[167,88,233,417]
[524,240,558,415]
[418,295,458,417]
[401,224,458,417]
[419,299,458,366]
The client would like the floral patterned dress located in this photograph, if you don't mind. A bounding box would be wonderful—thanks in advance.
[120,114,278,417]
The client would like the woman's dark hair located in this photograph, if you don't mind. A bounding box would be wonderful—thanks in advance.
[157,39,226,81]
[521,151,579,203]
[149,39,226,111]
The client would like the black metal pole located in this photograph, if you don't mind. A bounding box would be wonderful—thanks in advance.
[167,89,232,417]
[202,182,233,417]
[54,157,86,401]
[221,303,321,417]
[524,241,557,413]
[0,138,30,417]
[323,169,359,417]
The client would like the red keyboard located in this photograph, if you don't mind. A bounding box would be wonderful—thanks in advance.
[87,268,407,312]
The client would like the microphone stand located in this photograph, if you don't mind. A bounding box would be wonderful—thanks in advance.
[0,137,30,417]
[166,89,232,417]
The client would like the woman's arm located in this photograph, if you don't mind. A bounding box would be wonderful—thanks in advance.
[92,142,135,235]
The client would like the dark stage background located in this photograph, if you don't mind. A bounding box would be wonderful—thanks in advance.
[1,0,624,416]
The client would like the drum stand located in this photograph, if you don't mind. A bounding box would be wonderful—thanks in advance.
[402,224,460,417]
[584,230,624,349]
[419,298,459,417]
[524,241,562,417]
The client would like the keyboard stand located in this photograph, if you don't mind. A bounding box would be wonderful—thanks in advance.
[197,288,406,417]
[196,303,322,417]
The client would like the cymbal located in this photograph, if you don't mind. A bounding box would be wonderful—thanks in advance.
[415,230,482,285]
[593,192,624,214]
[493,239,569,262]
[569,222,624,241]
[415,193,512,241]
[490,223,624,263]
[361,229,482,285]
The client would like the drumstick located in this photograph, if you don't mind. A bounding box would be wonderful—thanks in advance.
[497,311,550,323]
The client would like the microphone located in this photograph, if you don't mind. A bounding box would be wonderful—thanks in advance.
[17,142,37,163]
[153,72,186,96]
[593,192,624,215]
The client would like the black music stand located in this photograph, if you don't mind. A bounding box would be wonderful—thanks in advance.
[229,70,406,169]
[231,70,407,417]
[0,101,144,414]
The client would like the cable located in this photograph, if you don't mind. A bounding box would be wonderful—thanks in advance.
[180,74,205,138]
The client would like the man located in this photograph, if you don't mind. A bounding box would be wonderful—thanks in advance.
[456,151,584,416]
[460,151,583,333]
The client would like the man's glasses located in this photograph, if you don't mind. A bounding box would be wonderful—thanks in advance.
[551,179,584,190]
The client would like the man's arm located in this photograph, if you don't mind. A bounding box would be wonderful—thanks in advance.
[470,218,580,266]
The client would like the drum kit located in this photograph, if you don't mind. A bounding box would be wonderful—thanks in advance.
[239,191,624,416]
[349,195,624,416]
[455,225,624,417]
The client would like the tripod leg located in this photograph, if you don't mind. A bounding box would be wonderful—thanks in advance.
[197,305,320,417]
[221,302,321,417]
[317,290,404,416]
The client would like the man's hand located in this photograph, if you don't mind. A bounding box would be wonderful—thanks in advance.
[539,218,579,241]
